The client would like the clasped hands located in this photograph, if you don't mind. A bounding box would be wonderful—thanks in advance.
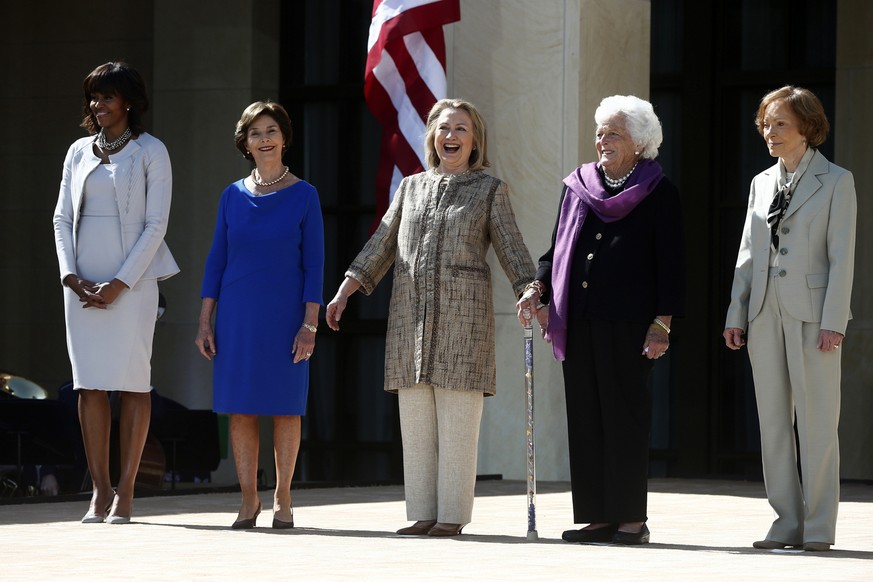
[515,287,550,342]
[65,275,127,309]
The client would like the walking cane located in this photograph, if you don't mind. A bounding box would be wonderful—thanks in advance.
[523,309,538,541]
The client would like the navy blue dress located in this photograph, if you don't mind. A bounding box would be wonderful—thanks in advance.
[201,179,324,415]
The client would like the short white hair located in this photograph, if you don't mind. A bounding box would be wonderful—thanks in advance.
[594,95,663,159]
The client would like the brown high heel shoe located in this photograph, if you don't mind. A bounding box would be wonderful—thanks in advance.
[396,520,437,535]
[427,522,464,537]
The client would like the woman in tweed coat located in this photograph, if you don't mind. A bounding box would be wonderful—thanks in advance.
[326,98,535,537]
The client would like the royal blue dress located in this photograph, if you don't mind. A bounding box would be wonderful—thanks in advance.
[201,179,324,415]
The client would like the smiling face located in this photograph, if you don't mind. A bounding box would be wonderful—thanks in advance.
[595,116,638,177]
[761,100,808,168]
[433,107,475,174]
[246,114,285,165]
[90,91,129,137]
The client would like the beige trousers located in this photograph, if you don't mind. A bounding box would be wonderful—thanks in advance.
[747,276,841,545]
[397,384,484,525]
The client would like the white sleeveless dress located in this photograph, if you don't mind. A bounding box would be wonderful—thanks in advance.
[63,159,158,392]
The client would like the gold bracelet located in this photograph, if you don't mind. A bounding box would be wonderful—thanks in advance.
[524,280,546,296]
[652,318,671,334]
[301,323,317,333]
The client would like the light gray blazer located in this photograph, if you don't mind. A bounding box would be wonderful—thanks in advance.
[53,132,179,287]
[725,149,856,334]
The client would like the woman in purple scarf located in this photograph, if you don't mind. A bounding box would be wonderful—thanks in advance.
[518,95,685,545]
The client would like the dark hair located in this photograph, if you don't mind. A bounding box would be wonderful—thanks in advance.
[234,101,293,161]
[80,62,149,136]
[755,85,830,147]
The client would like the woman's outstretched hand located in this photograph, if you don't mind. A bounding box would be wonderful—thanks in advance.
[326,294,347,331]
[326,277,362,331]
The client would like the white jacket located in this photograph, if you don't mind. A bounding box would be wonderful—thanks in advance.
[53,132,179,287]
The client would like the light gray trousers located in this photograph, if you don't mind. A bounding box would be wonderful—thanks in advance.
[397,384,484,525]
[747,277,841,545]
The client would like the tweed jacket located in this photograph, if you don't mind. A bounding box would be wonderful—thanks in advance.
[725,149,856,334]
[53,132,179,288]
[347,169,535,395]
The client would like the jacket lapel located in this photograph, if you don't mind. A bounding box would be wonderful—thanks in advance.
[71,143,102,240]
[784,150,827,220]
[758,163,780,214]
[110,138,142,221]
[72,144,101,214]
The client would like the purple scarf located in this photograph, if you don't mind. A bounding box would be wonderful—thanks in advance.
[546,159,664,360]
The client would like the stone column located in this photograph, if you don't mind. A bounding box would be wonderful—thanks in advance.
[151,0,281,484]
[451,0,651,481]
[150,0,280,409]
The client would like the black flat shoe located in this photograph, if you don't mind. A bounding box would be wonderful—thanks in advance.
[231,502,262,530]
[612,523,650,545]
[562,524,618,543]
[753,539,798,550]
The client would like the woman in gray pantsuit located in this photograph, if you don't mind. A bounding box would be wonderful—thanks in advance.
[326,98,535,537]
[724,86,856,552]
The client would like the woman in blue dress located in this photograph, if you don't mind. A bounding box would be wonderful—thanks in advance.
[196,101,324,529]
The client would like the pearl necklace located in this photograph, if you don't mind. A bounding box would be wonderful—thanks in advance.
[97,127,132,150]
[602,161,638,189]
[252,166,289,187]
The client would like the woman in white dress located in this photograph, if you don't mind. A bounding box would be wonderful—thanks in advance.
[53,62,179,524]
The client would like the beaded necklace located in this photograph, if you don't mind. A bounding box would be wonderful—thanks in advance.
[97,127,132,150]
[252,166,289,187]
[602,161,638,189]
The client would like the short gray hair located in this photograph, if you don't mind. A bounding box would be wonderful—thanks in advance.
[594,95,663,159]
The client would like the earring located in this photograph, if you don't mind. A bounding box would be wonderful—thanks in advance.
[127,107,131,111]
[634,151,640,155]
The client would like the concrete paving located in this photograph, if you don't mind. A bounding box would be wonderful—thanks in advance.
[1,478,871,581]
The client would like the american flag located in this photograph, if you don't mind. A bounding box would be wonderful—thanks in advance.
[365,0,461,229]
